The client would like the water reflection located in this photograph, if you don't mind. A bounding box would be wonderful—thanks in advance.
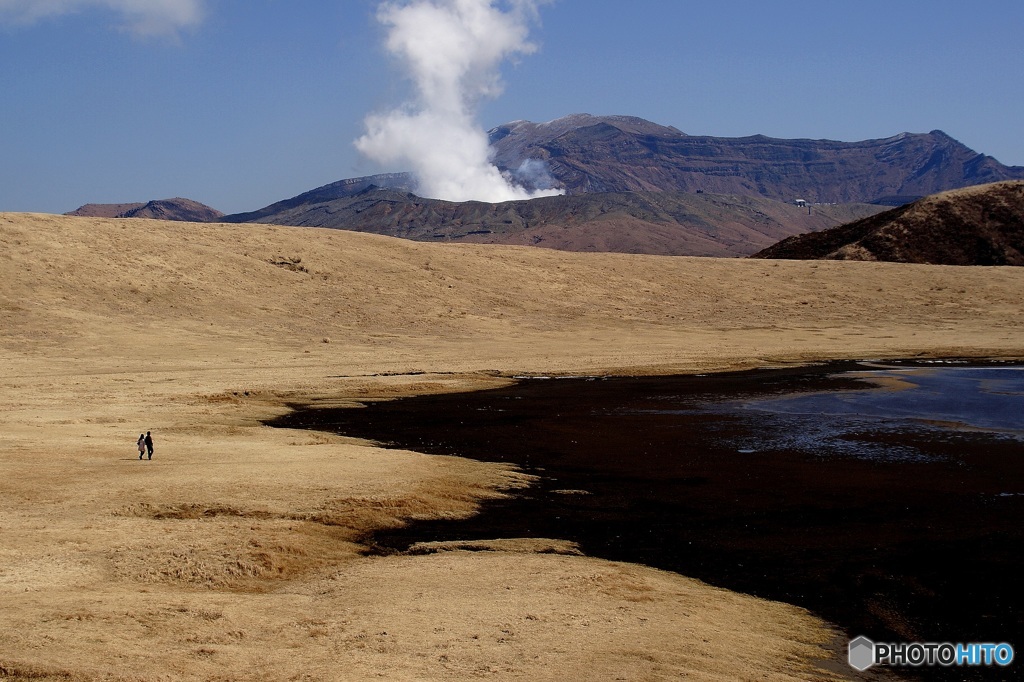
[718,365,1024,463]
[743,365,1024,434]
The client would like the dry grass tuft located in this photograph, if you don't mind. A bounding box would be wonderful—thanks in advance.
[406,538,583,556]
[117,502,273,520]
[0,663,79,681]
[266,256,308,272]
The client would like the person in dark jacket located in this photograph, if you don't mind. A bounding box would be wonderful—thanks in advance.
[144,432,154,460]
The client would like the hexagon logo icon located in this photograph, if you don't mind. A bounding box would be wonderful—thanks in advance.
[849,636,876,671]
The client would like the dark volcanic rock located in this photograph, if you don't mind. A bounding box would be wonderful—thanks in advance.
[119,198,224,222]
[489,115,1024,204]
[752,181,1024,265]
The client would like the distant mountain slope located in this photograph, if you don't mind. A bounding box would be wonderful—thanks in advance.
[222,173,414,223]
[488,114,1024,203]
[224,188,884,257]
[66,202,146,218]
[66,198,223,222]
[752,181,1024,265]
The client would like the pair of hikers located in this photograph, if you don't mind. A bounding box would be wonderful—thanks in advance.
[137,431,154,460]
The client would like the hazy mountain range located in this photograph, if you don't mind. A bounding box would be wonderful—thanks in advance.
[64,114,1024,259]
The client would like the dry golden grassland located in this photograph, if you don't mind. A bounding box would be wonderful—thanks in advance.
[2,213,1022,680]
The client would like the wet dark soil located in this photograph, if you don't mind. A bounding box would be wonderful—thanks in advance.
[268,361,1024,674]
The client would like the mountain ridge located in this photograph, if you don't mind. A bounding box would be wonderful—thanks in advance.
[488,114,1024,202]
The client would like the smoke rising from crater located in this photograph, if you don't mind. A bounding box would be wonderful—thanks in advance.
[355,0,562,203]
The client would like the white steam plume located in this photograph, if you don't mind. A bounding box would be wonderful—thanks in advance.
[0,0,204,37]
[355,0,562,203]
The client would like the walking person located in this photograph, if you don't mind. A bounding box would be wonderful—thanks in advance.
[137,433,146,460]
[144,431,154,460]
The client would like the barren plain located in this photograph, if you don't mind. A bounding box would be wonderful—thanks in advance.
[2,212,1022,680]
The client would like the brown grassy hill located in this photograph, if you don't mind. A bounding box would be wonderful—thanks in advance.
[66,197,223,222]
[753,181,1024,265]
[224,189,884,257]
[2,212,1023,681]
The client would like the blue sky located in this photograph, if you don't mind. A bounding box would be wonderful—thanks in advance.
[2,0,1022,214]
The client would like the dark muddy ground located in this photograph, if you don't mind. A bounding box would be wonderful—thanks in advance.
[269,361,1023,678]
